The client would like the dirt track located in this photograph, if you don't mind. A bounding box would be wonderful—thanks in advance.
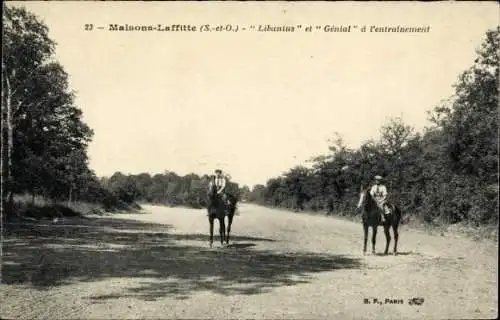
[1,204,498,319]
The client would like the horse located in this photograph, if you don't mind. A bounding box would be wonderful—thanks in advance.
[357,186,402,255]
[207,183,238,248]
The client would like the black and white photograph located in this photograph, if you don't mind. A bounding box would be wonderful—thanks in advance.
[1,1,498,319]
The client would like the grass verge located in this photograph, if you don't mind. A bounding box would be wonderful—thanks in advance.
[5,194,143,222]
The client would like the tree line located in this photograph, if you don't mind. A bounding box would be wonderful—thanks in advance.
[246,28,499,227]
[2,5,119,216]
[101,171,241,209]
[2,5,497,228]
[2,5,244,216]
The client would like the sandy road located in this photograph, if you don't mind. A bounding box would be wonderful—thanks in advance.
[1,203,498,319]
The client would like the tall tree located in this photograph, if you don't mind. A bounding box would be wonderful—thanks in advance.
[379,117,415,195]
[442,28,498,182]
[3,5,94,215]
[2,4,55,214]
[3,5,95,210]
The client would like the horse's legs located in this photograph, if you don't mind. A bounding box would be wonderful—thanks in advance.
[371,226,378,254]
[226,214,234,245]
[218,217,226,246]
[393,224,399,255]
[363,223,369,254]
[383,224,391,255]
[209,215,214,248]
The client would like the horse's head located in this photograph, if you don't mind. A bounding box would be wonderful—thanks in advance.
[207,180,218,200]
[357,185,376,211]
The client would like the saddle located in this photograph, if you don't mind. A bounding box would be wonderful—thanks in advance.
[375,200,393,216]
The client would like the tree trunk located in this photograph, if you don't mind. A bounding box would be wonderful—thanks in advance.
[1,86,4,218]
[68,185,72,207]
[2,68,14,218]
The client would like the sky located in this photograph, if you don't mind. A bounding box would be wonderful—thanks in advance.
[9,1,499,188]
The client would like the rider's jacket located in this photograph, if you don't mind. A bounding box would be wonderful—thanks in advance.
[209,175,226,194]
[370,184,388,204]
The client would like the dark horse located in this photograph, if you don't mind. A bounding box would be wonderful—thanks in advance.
[207,183,238,248]
[358,186,402,255]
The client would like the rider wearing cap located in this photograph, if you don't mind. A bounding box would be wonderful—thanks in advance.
[369,175,391,222]
[209,169,229,204]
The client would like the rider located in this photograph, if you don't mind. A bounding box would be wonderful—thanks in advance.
[209,169,228,205]
[369,175,391,223]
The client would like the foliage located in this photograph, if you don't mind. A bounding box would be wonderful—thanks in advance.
[247,27,499,227]
[100,171,242,209]
[3,5,497,228]
[2,4,117,216]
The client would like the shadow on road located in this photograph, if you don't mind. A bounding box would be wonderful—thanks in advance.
[371,251,422,257]
[3,216,363,301]
[394,251,421,256]
[226,242,256,249]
